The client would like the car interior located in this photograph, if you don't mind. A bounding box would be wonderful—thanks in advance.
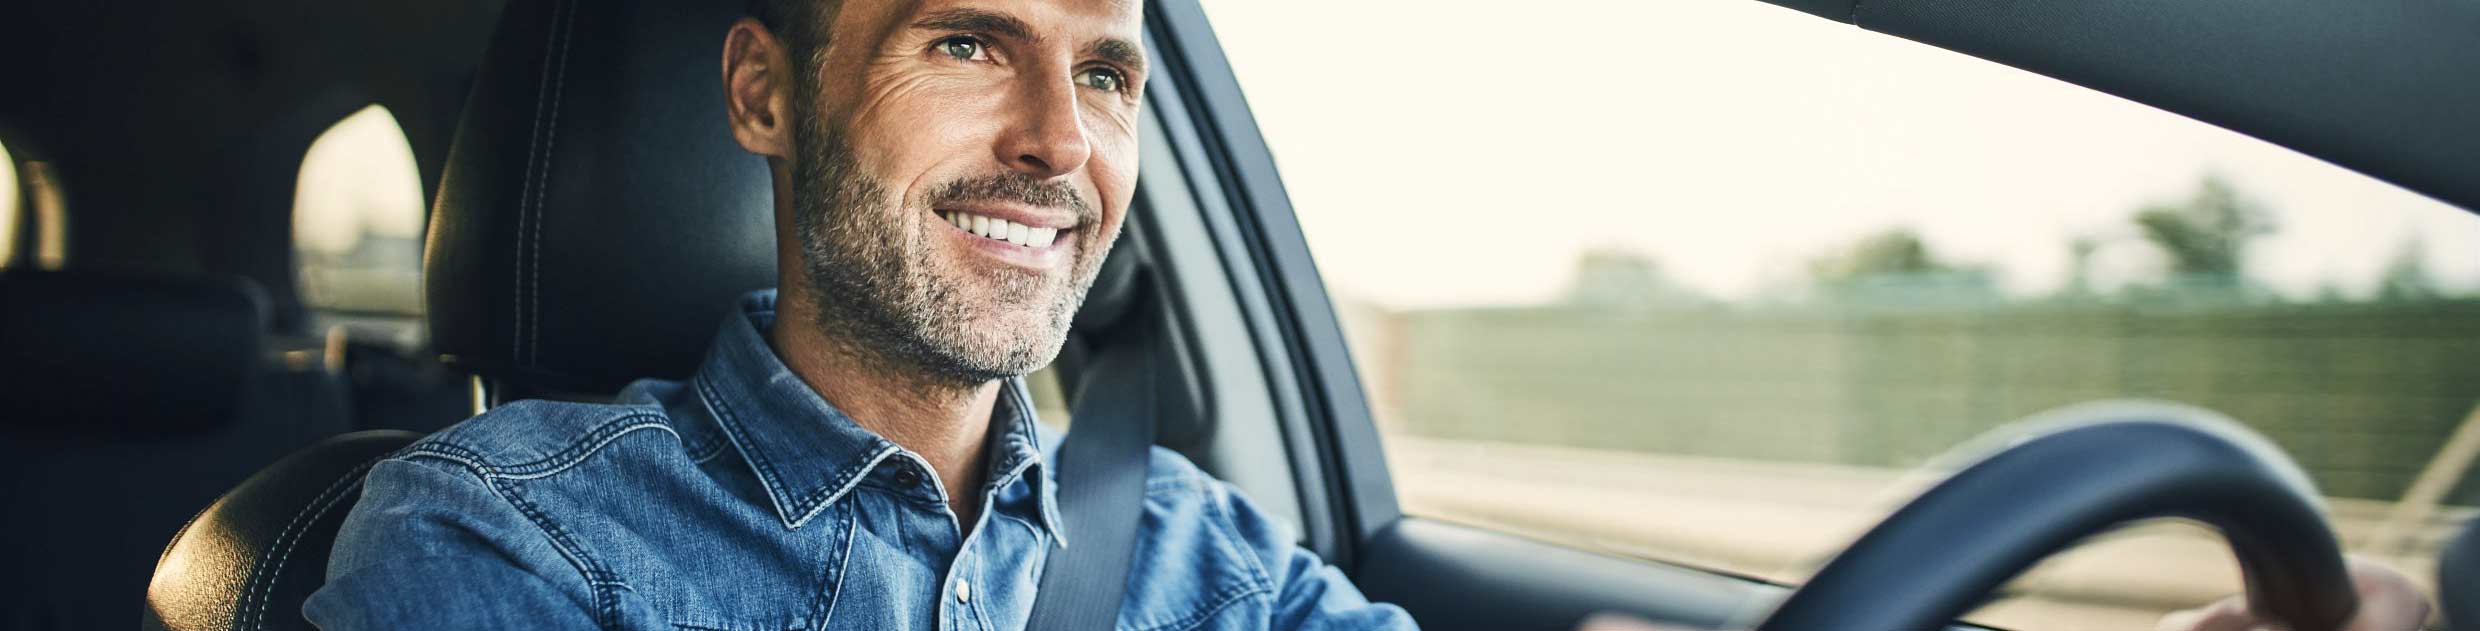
[2,0,2476,630]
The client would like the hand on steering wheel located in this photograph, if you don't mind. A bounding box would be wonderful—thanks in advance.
[2158,557,2431,631]
[1569,401,2409,631]
[1572,559,2432,631]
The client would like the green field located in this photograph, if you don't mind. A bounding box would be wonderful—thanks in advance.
[1354,299,2480,503]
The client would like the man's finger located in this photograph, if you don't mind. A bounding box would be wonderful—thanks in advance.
[2156,596,2264,631]
[1575,612,1703,631]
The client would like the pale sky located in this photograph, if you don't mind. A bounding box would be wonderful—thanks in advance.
[1199,0,2480,308]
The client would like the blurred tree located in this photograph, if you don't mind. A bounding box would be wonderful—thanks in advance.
[1807,227,1995,304]
[1809,227,1946,282]
[2377,238,2440,302]
[1564,247,1706,308]
[2059,235,2101,298]
[2132,175,2275,285]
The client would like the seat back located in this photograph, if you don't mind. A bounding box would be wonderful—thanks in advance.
[0,271,349,630]
[2,271,266,432]
[141,431,419,631]
[138,0,771,625]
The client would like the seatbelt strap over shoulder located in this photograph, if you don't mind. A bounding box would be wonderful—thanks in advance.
[1026,316,1163,631]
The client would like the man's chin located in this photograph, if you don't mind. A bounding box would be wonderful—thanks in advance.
[917,321,1070,381]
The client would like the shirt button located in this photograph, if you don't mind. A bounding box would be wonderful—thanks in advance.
[891,467,921,487]
[955,579,972,604]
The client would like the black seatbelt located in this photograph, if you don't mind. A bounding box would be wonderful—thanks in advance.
[1026,314,1164,631]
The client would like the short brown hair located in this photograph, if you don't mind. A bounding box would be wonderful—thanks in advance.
[745,0,837,66]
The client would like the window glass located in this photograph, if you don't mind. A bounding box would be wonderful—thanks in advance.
[1,140,17,267]
[1207,0,2480,628]
[20,160,66,270]
[294,105,427,343]
[1028,364,1072,431]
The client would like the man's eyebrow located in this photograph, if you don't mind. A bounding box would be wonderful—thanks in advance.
[1087,37,1146,73]
[912,8,1037,44]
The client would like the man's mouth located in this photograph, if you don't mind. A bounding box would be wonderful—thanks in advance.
[938,210,1064,249]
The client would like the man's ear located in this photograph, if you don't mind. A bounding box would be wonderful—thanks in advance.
[723,18,795,159]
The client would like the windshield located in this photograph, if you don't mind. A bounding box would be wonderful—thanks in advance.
[1204,0,2480,627]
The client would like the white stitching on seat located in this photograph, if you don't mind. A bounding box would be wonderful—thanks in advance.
[513,0,563,367]
[234,456,383,630]
[529,0,577,367]
[249,461,380,630]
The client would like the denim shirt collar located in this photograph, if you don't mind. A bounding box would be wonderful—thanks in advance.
[686,291,1065,540]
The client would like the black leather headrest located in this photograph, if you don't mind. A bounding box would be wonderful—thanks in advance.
[425,0,776,393]
[1,271,268,434]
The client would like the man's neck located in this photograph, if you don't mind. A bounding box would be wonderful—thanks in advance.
[766,297,999,530]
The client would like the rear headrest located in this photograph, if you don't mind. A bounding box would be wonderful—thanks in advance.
[425,0,776,394]
[1,271,268,434]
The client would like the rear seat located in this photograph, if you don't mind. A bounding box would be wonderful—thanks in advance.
[0,270,352,629]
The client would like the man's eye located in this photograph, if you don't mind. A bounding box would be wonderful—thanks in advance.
[936,37,985,61]
[1078,68,1127,93]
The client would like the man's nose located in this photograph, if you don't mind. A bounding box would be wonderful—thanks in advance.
[994,73,1093,180]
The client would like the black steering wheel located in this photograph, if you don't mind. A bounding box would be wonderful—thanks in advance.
[1755,401,2360,631]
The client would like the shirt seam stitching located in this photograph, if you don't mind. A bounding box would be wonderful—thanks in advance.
[815,502,858,628]
[423,410,676,478]
[968,554,996,631]
[402,443,622,627]
[1127,582,1273,631]
[1203,480,1277,589]
[1117,479,1278,631]
[497,420,681,480]
[697,371,801,522]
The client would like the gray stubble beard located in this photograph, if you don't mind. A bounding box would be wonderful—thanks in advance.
[785,99,1107,388]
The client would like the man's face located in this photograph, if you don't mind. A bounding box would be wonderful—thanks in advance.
[784,0,1146,384]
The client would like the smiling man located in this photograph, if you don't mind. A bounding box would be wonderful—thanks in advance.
[301,0,1415,629]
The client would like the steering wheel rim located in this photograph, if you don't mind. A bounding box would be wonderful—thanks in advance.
[1755,401,2358,631]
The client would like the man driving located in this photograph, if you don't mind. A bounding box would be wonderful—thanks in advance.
[300,0,2432,629]
[304,0,1411,628]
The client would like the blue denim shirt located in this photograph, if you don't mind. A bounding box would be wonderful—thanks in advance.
[304,291,1414,630]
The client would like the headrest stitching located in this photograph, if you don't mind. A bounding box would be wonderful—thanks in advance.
[514,0,568,368]
[532,0,580,367]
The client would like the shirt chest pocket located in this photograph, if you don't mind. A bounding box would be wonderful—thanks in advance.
[633,552,846,631]
[593,516,854,631]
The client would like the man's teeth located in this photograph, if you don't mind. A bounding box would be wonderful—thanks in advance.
[940,211,1059,248]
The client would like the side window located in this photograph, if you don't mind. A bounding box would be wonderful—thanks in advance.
[1026,365,1073,431]
[1,140,17,268]
[1212,1,2476,629]
[10,152,69,271]
[294,105,426,344]
[0,141,70,270]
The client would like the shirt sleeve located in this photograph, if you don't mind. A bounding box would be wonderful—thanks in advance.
[1217,481,1420,631]
[303,457,602,630]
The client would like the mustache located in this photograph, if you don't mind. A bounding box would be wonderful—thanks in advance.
[925,172,1095,223]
